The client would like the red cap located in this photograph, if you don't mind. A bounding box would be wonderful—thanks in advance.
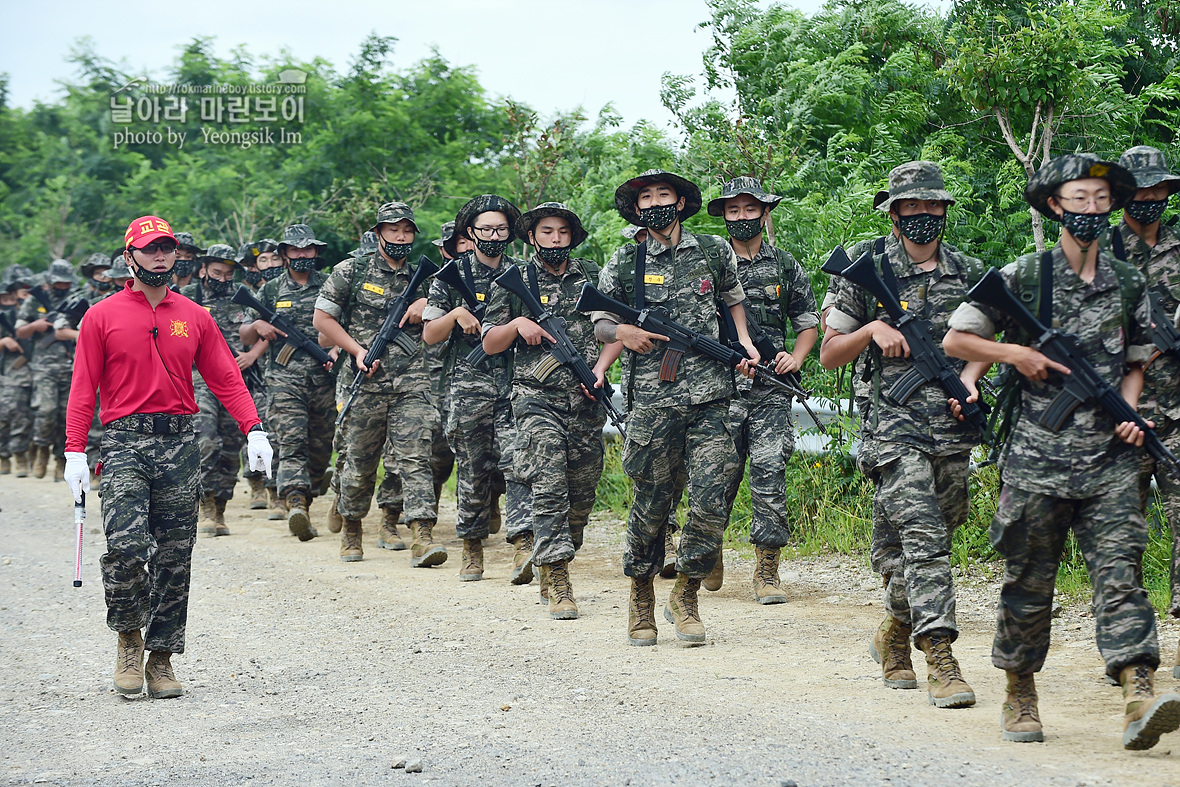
[124,215,177,249]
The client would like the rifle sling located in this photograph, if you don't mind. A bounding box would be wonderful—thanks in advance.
[634,242,647,310]
[1039,250,1053,329]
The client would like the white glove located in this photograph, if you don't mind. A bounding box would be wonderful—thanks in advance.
[247,429,274,478]
[64,451,90,503]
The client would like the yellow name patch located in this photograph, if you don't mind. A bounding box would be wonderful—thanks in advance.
[37,307,46,314]
[877,301,908,311]
[540,295,550,304]
[362,283,385,295]
[275,301,293,308]
[476,292,486,302]
[643,275,665,284]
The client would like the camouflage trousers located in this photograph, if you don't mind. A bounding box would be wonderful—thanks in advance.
[447,375,531,542]
[514,393,605,566]
[194,378,244,500]
[375,389,454,516]
[99,426,200,653]
[723,387,796,548]
[621,399,740,580]
[267,366,335,497]
[32,365,71,456]
[990,483,1159,679]
[328,379,408,512]
[337,388,435,523]
[0,382,32,457]
[241,379,276,489]
[1138,417,1180,617]
[864,443,969,639]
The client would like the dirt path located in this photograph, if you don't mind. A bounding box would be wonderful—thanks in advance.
[2,472,1180,786]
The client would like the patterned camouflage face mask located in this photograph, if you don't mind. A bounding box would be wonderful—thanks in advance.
[475,238,508,258]
[725,218,763,242]
[382,241,412,260]
[242,269,262,286]
[896,213,945,245]
[260,267,283,281]
[173,259,193,278]
[1126,198,1169,226]
[638,202,678,231]
[205,277,233,296]
[536,245,571,266]
[1060,209,1110,243]
[288,256,317,272]
[132,263,173,288]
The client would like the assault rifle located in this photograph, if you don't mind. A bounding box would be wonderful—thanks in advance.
[574,284,813,400]
[492,265,627,434]
[337,255,438,426]
[1147,291,1180,363]
[29,287,90,328]
[232,285,333,369]
[822,245,993,444]
[0,310,30,370]
[967,268,1180,480]
[434,260,493,368]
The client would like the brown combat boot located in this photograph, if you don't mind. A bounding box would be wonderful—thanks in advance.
[198,492,219,537]
[13,451,28,478]
[753,546,787,604]
[326,494,343,534]
[340,519,363,562]
[286,490,315,541]
[538,564,550,603]
[0,456,10,474]
[547,561,578,620]
[144,652,183,699]
[377,507,406,550]
[917,633,976,708]
[628,576,657,646]
[53,455,66,482]
[665,574,706,643]
[31,444,48,478]
[659,526,677,578]
[267,488,286,521]
[248,476,267,509]
[1001,671,1044,742]
[114,630,145,695]
[1121,663,1180,750]
[703,553,724,592]
[509,532,534,585]
[410,520,447,567]
[213,498,230,536]
[489,497,502,535]
[460,539,484,581]
[869,616,917,689]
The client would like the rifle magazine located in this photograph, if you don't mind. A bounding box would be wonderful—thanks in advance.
[658,349,683,382]
[531,353,563,383]
[1038,385,1087,432]
[884,367,927,405]
[276,343,296,366]
[392,332,418,356]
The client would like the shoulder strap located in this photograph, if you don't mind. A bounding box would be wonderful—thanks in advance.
[695,233,724,299]
[774,247,795,317]
[341,255,371,332]
[875,236,902,302]
[526,262,540,303]
[1038,250,1053,327]
[634,242,647,310]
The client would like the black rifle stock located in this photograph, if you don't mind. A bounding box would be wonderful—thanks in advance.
[30,287,89,328]
[337,256,438,427]
[492,265,627,434]
[232,285,333,368]
[434,260,491,368]
[967,268,1180,480]
[1148,291,1180,361]
[825,245,993,443]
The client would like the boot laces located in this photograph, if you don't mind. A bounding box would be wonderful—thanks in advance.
[681,578,701,621]
[633,580,655,624]
[883,623,912,671]
[551,564,573,603]
[518,532,534,551]
[119,636,140,671]
[929,636,963,681]
[1012,676,1040,722]
[756,551,779,586]
[1129,664,1152,696]
[147,655,175,682]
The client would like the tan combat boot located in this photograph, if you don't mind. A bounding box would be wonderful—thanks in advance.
[267,488,286,521]
[628,576,658,646]
[286,490,315,541]
[869,616,917,689]
[659,526,677,579]
[340,519,363,562]
[538,564,550,603]
[13,451,28,478]
[326,494,343,534]
[32,444,48,478]
[917,633,976,708]
[547,561,578,620]
[1001,671,1044,742]
[509,532,534,585]
[198,492,219,537]
[1121,663,1180,750]
[460,539,484,581]
[703,553,724,592]
[114,630,145,695]
[489,497,502,535]
[410,520,447,567]
[665,574,706,643]
[753,546,787,604]
[144,651,183,698]
[377,507,406,550]
[53,455,66,482]
[0,456,10,474]
[248,476,267,509]
[213,498,230,536]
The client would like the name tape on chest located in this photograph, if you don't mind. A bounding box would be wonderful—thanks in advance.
[540,295,550,304]
[476,292,486,302]
[643,274,665,285]
[275,301,293,308]
[362,283,385,296]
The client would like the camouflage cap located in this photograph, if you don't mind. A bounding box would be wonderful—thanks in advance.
[174,232,206,255]
[1024,153,1138,219]
[706,176,783,216]
[369,202,420,235]
[47,259,78,284]
[515,202,589,248]
[107,255,132,280]
[614,169,702,226]
[873,161,956,212]
[455,195,522,242]
[4,264,34,291]
[237,241,256,264]
[1118,146,1180,195]
[278,223,328,251]
[80,252,112,277]
[432,220,456,248]
[198,243,239,265]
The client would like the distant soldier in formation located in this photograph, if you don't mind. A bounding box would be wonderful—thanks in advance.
[0,265,34,476]
[172,232,202,290]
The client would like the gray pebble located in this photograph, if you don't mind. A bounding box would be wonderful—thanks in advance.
[392,759,406,769]
[404,758,423,773]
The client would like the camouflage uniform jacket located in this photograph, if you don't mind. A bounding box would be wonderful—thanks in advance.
[314,253,429,395]
[52,283,116,333]
[592,233,746,408]
[0,302,30,383]
[948,244,1153,498]
[180,282,248,353]
[16,289,73,371]
[826,233,980,455]
[1119,220,1180,423]
[256,269,330,376]
[735,241,819,393]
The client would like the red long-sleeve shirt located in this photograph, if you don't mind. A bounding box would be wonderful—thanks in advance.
[65,282,261,452]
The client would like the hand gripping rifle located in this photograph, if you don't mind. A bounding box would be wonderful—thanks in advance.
[29,287,90,328]
[1147,291,1180,364]
[967,267,1180,480]
[231,285,334,369]
[492,265,627,435]
[337,255,439,427]
[573,284,813,400]
[822,245,994,444]
[434,260,491,368]
[0,310,31,370]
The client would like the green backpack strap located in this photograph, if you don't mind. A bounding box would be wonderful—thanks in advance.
[339,255,372,333]
[694,233,724,297]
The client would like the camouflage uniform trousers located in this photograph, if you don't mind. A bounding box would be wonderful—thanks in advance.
[622,399,741,580]
[337,389,436,523]
[99,427,200,653]
[0,381,33,457]
[375,389,453,516]
[514,394,605,566]
[327,378,404,512]
[1138,416,1180,617]
[241,378,277,490]
[990,483,1159,679]
[865,443,969,639]
[267,366,336,498]
[194,378,244,501]
[723,387,796,548]
[32,365,71,456]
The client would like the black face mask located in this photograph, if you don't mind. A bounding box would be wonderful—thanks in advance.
[1060,209,1111,243]
[638,203,678,231]
[1126,198,1169,226]
[475,238,508,258]
[896,213,945,245]
[382,241,413,260]
[94,280,112,292]
[173,259,193,278]
[288,257,317,273]
[725,218,763,242]
[242,269,263,286]
[131,262,174,288]
[205,278,233,297]
[260,267,283,282]
[536,245,571,266]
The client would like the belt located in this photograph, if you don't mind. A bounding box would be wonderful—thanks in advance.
[107,413,194,435]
